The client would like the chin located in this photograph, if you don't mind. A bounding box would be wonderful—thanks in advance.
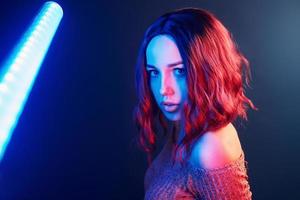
[164,112,181,121]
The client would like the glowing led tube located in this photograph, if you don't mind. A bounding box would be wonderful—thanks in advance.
[0,1,63,161]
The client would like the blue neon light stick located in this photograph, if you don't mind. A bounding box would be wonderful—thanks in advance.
[0,1,63,161]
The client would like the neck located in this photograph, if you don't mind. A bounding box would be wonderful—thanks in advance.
[169,120,185,144]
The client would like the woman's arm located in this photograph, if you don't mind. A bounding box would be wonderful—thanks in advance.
[187,123,252,199]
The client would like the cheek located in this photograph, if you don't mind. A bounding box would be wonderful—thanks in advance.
[177,79,188,100]
[150,80,160,101]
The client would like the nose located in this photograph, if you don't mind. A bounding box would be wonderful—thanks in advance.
[160,74,175,97]
[160,87,174,96]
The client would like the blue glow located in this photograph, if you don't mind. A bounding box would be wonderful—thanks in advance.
[0,1,63,161]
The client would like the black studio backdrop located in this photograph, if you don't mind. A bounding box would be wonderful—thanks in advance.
[0,0,299,199]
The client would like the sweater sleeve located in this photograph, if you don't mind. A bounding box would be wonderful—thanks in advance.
[186,152,252,200]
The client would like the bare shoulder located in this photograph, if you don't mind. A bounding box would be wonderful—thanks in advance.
[189,123,243,169]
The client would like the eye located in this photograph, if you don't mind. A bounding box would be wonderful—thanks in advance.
[174,68,185,76]
[147,69,159,77]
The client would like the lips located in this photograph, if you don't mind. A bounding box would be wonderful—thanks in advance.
[161,102,179,112]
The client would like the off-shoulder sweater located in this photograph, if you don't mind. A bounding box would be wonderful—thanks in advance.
[144,151,252,200]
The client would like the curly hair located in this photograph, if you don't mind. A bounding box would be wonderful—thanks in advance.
[133,8,256,165]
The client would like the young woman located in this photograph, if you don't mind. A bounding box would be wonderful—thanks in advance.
[134,8,256,199]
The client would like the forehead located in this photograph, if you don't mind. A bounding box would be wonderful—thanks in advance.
[146,35,182,66]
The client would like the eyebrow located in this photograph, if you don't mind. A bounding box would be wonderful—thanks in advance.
[146,61,183,69]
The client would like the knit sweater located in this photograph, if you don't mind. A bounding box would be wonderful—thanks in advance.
[144,151,252,200]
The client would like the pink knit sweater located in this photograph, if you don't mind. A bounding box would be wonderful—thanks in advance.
[144,151,252,200]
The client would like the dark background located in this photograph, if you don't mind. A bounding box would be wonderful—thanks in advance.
[0,0,299,199]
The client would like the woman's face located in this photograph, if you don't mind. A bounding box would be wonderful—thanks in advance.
[145,35,188,121]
